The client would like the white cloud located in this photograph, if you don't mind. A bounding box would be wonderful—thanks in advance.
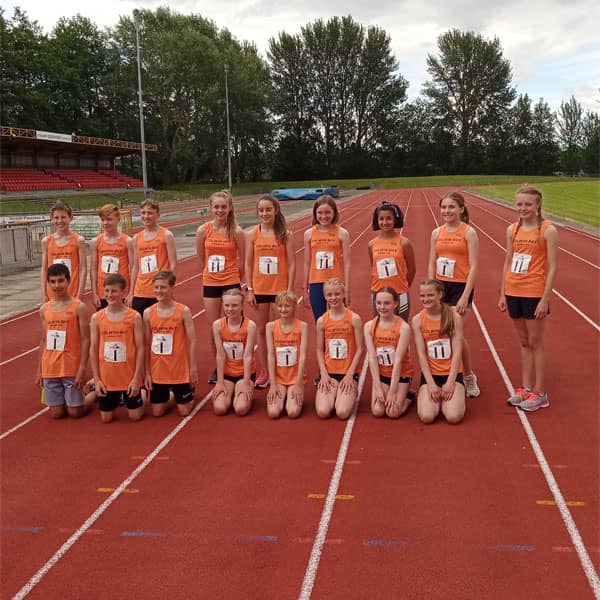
[2,0,598,111]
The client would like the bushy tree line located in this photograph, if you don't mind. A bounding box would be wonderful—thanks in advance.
[1,8,598,184]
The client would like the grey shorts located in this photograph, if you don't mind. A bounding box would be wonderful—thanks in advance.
[43,377,83,407]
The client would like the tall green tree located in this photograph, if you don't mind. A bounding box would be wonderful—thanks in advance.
[557,95,584,174]
[581,110,600,175]
[268,15,407,178]
[0,7,52,128]
[529,98,558,174]
[423,29,515,172]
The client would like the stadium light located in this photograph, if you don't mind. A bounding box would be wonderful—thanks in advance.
[224,63,232,190]
[134,10,149,198]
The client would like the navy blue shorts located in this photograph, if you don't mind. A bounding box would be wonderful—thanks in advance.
[150,382,194,404]
[204,283,241,299]
[441,281,473,307]
[254,294,276,304]
[379,375,412,386]
[419,373,464,387]
[506,296,548,320]
[132,296,157,316]
[99,390,143,412]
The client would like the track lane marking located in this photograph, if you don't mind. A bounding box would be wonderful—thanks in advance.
[424,188,599,598]
[472,302,600,598]
[11,389,212,600]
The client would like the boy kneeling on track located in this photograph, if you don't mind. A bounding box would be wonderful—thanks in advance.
[90,274,145,423]
[36,263,90,419]
[143,271,198,417]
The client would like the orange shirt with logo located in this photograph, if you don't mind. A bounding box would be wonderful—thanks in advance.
[97,233,130,298]
[41,299,82,378]
[46,234,80,298]
[134,227,169,297]
[434,223,470,282]
[505,221,550,298]
[370,234,409,293]
[251,226,288,295]
[219,317,256,378]
[370,316,412,379]
[272,319,306,385]
[322,309,359,375]
[308,225,344,283]
[203,223,240,286]
[97,308,138,390]
[147,303,190,384]
[419,310,462,376]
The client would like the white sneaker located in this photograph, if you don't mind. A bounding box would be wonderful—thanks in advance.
[463,373,480,397]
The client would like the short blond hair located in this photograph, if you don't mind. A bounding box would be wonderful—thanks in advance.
[98,203,120,219]
[275,290,299,306]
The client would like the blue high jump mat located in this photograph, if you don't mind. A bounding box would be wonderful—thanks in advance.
[270,186,339,201]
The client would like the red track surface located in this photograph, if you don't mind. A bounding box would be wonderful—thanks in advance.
[1,189,598,599]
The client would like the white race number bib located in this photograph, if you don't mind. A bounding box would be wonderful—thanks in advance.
[315,251,334,270]
[258,256,278,275]
[46,329,66,351]
[151,333,173,355]
[328,338,348,359]
[53,258,72,274]
[141,254,158,274]
[104,341,126,363]
[376,258,398,279]
[223,341,244,360]
[436,257,455,279]
[208,255,226,273]
[427,338,451,361]
[276,346,298,367]
[511,252,532,274]
[376,345,395,366]
[101,255,119,274]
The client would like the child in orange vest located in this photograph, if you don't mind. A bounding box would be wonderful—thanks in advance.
[90,203,134,310]
[212,288,257,416]
[40,200,87,301]
[265,290,308,419]
[315,278,364,420]
[412,279,465,424]
[364,287,413,418]
[35,263,90,419]
[90,273,144,423]
[143,270,198,417]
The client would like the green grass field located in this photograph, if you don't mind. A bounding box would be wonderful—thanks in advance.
[468,181,600,228]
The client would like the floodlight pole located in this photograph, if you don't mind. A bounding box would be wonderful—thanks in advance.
[134,11,149,198]
[224,63,232,190]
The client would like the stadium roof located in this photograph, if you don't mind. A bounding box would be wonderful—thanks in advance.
[0,125,157,157]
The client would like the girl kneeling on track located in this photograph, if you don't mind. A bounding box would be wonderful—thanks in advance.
[212,288,257,416]
[315,278,364,420]
[265,291,308,419]
[245,195,296,390]
[196,190,246,384]
[364,287,413,418]
[428,192,480,397]
[368,202,415,322]
[412,279,465,425]
[303,195,351,320]
[498,186,558,412]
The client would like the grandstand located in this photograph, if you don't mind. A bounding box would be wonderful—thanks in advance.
[0,126,155,194]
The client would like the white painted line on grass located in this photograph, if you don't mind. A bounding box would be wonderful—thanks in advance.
[472,302,600,599]
[12,390,212,600]
[0,408,49,441]
[298,355,369,600]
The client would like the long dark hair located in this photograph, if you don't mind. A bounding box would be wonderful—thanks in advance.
[372,202,404,230]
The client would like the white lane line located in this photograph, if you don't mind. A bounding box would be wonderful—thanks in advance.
[298,209,382,598]
[0,347,38,368]
[464,191,600,269]
[469,219,600,331]
[11,390,212,600]
[472,302,600,599]
[0,408,49,441]
[298,355,369,600]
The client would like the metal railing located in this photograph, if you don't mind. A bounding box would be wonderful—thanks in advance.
[0,221,52,265]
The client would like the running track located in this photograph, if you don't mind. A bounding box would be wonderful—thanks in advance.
[1,189,598,599]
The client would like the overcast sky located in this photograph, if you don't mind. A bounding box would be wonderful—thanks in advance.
[3,0,599,112]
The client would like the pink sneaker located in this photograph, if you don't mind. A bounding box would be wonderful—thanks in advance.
[255,369,269,389]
